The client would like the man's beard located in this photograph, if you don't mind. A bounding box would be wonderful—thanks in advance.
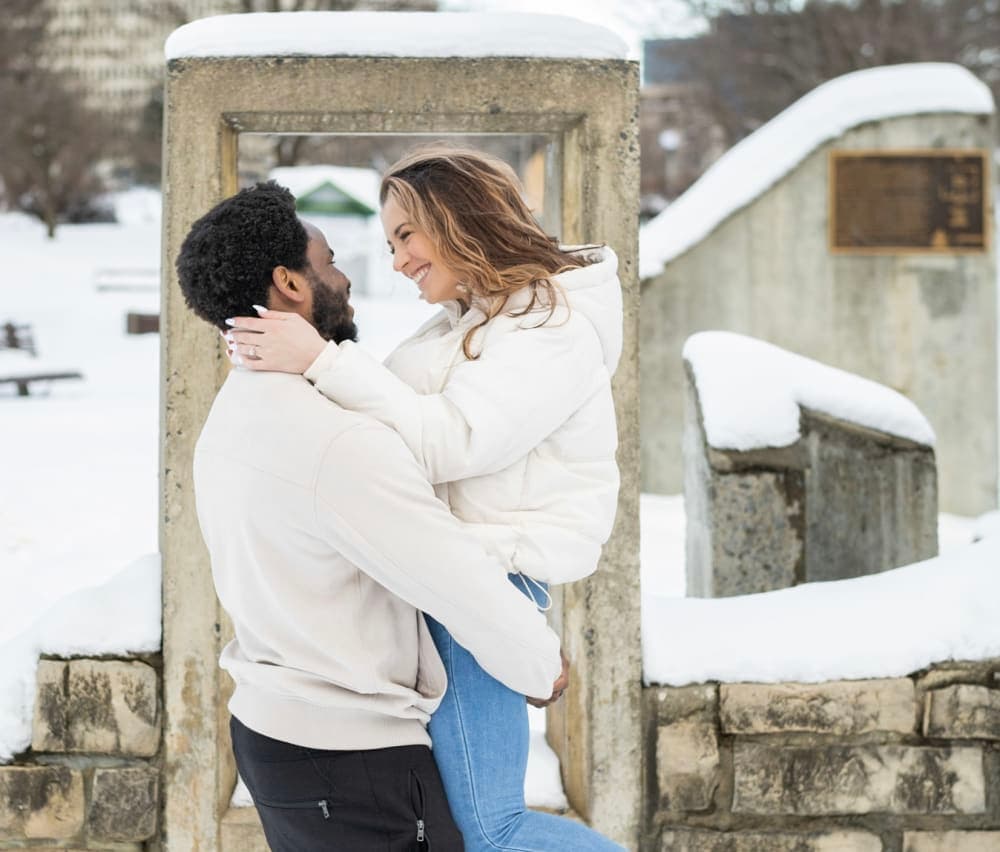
[308,273,358,344]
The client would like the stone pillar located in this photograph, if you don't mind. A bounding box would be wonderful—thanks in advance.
[162,13,641,850]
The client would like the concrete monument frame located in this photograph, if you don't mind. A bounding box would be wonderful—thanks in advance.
[161,51,640,850]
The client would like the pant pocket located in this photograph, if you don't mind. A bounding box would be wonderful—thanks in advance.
[409,769,431,851]
[253,795,332,820]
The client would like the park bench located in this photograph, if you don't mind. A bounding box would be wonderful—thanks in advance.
[0,321,37,356]
[92,269,161,335]
[93,267,160,292]
[0,321,83,397]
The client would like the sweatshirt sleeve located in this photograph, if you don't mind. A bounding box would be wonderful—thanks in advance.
[303,313,606,485]
[312,419,562,699]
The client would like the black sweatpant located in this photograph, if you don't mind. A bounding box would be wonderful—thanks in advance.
[231,716,465,852]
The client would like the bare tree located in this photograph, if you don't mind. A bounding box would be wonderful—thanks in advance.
[0,2,114,235]
[0,71,114,237]
[668,0,1000,148]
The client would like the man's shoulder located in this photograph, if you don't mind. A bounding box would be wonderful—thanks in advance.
[196,372,392,479]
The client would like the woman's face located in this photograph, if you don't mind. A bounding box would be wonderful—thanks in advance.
[381,196,463,304]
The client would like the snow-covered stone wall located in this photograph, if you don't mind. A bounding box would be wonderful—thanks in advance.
[682,333,938,596]
[639,63,997,519]
[0,655,160,847]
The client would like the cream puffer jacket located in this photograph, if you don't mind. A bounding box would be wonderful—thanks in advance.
[303,245,622,585]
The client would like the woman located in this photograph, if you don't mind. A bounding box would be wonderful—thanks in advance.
[226,145,623,852]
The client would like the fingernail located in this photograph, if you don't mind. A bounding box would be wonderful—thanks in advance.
[224,333,235,344]
[225,318,236,326]
[252,304,267,314]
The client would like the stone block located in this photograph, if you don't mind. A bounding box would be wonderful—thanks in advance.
[659,828,882,851]
[0,766,85,840]
[648,684,718,724]
[721,679,916,735]
[916,662,997,692]
[733,743,985,814]
[655,721,720,812]
[903,831,1000,851]
[33,659,159,756]
[221,805,270,852]
[924,685,1000,740]
[87,766,159,842]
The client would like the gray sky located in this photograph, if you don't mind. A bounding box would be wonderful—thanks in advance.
[440,0,706,59]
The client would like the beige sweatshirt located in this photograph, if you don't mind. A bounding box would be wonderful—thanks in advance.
[194,369,561,750]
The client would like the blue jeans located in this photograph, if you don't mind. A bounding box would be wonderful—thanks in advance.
[425,575,624,852]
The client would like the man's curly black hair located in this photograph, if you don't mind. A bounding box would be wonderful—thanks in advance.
[176,181,309,329]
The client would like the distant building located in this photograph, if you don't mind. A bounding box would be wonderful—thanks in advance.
[43,0,437,130]
[269,164,389,296]
[640,38,727,217]
[44,1,227,126]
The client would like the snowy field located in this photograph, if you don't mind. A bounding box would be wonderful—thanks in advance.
[1,196,998,810]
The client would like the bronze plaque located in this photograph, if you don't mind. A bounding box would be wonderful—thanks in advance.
[830,151,988,253]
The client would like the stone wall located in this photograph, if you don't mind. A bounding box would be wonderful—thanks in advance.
[3,652,999,851]
[643,660,1000,851]
[683,361,939,597]
[0,656,161,850]
[640,111,998,517]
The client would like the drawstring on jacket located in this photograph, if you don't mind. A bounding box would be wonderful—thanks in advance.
[513,572,552,612]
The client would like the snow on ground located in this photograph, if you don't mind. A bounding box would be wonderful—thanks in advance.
[683,331,936,450]
[639,63,994,277]
[642,535,1000,686]
[165,11,628,61]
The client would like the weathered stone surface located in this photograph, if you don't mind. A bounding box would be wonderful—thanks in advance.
[649,686,720,811]
[924,685,1000,740]
[721,679,916,735]
[0,766,84,840]
[655,719,720,812]
[32,659,159,756]
[221,805,270,852]
[659,828,882,851]
[31,846,141,851]
[903,831,1000,851]
[916,661,997,692]
[87,766,159,842]
[648,684,718,724]
[686,461,804,597]
[733,743,985,814]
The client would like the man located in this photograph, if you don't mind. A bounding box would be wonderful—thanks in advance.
[176,182,563,852]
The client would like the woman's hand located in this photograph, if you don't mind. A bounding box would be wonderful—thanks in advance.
[527,649,570,708]
[223,307,327,374]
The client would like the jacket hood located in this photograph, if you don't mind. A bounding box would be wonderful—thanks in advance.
[439,245,623,374]
[553,245,623,375]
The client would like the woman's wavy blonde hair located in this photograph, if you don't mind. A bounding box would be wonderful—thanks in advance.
[380,143,594,359]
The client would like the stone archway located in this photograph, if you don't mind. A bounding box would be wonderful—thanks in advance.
[161,12,640,849]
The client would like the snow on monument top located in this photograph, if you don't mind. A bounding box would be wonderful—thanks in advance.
[684,331,936,450]
[165,11,629,61]
[640,63,995,278]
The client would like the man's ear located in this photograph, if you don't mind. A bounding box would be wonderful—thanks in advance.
[270,265,308,305]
